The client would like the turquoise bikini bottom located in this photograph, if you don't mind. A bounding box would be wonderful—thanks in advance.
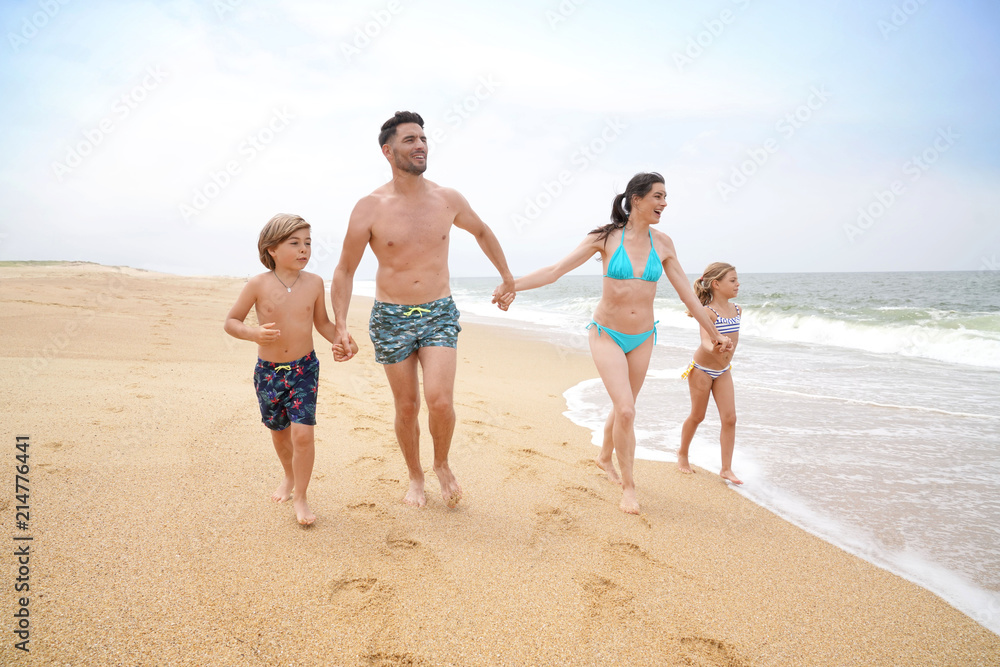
[586,320,658,354]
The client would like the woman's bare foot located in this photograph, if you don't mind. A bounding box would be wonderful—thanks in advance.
[720,469,743,485]
[294,497,316,525]
[595,456,622,486]
[403,479,427,508]
[619,488,640,515]
[677,453,694,474]
[271,477,293,503]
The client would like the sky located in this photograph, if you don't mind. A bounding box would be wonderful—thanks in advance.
[1,0,998,279]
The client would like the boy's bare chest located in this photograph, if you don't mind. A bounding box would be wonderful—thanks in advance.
[255,285,314,323]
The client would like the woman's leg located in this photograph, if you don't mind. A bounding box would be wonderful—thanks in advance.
[589,327,653,514]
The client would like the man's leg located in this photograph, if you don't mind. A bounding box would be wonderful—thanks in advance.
[382,353,426,507]
[417,345,461,507]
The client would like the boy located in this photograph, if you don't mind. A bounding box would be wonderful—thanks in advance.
[225,213,356,525]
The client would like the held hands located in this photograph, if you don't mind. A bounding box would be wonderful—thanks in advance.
[332,331,358,362]
[254,322,281,344]
[491,281,516,311]
[713,335,734,353]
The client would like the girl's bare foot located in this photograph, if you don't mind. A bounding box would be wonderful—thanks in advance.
[721,469,743,485]
[677,453,694,474]
[433,463,463,508]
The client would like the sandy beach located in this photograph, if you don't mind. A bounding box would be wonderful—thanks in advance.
[1,262,998,666]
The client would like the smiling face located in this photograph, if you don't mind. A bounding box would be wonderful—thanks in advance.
[268,228,311,272]
[630,182,668,225]
[384,122,427,175]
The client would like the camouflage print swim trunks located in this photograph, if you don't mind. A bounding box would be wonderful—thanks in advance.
[369,296,462,365]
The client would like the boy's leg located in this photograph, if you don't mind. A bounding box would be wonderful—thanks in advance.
[289,422,317,524]
[710,373,741,485]
[382,353,425,507]
[679,371,713,474]
[270,427,295,502]
[417,345,461,507]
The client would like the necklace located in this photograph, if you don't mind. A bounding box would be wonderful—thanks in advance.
[272,270,300,293]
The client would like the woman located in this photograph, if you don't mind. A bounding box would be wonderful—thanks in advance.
[496,172,732,514]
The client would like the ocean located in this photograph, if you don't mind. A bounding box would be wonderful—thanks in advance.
[355,271,1000,636]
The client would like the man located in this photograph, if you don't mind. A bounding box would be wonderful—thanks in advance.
[331,111,515,508]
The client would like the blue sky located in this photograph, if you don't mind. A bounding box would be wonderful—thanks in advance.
[1,0,998,278]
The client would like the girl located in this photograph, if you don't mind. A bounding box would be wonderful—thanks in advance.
[499,173,732,514]
[677,262,743,485]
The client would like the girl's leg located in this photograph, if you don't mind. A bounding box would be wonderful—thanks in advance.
[269,427,294,502]
[710,372,741,485]
[678,370,713,474]
[289,422,317,524]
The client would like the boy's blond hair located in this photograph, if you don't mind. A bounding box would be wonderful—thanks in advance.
[258,214,310,270]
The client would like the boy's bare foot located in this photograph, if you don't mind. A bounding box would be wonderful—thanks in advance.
[677,453,694,474]
[271,477,293,503]
[433,463,463,508]
[619,488,640,515]
[403,479,427,508]
[721,469,743,485]
[294,498,316,525]
[594,456,621,486]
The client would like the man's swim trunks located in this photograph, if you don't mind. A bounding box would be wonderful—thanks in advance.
[369,296,462,365]
[253,351,319,431]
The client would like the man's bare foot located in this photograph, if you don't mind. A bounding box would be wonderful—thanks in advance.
[594,456,622,486]
[294,497,316,525]
[403,479,427,508]
[433,463,463,508]
[271,477,293,503]
[721,469,743,485]
[677,453,694,474]
[619,488,640,515]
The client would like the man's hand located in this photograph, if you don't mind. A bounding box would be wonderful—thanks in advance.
[332,329,356,361]
[491,281,515,311]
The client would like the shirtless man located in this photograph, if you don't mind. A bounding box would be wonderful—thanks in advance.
[331,111,515,508]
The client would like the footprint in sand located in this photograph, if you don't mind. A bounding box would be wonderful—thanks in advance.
[578,573,635,619]
[679,636,748,667]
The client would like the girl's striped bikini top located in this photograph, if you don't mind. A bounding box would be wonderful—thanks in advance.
[707,304,741,334]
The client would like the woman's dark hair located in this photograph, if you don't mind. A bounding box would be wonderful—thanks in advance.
[589,172,665,243]
[379,111,425,147]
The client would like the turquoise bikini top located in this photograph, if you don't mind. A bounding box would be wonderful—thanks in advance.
[604,229,663,282]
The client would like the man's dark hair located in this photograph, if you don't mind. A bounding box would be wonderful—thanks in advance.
[378,111,424,147]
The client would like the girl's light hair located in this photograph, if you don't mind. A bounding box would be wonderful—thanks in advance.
[258,214,310,270]
[686,262,736,315]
